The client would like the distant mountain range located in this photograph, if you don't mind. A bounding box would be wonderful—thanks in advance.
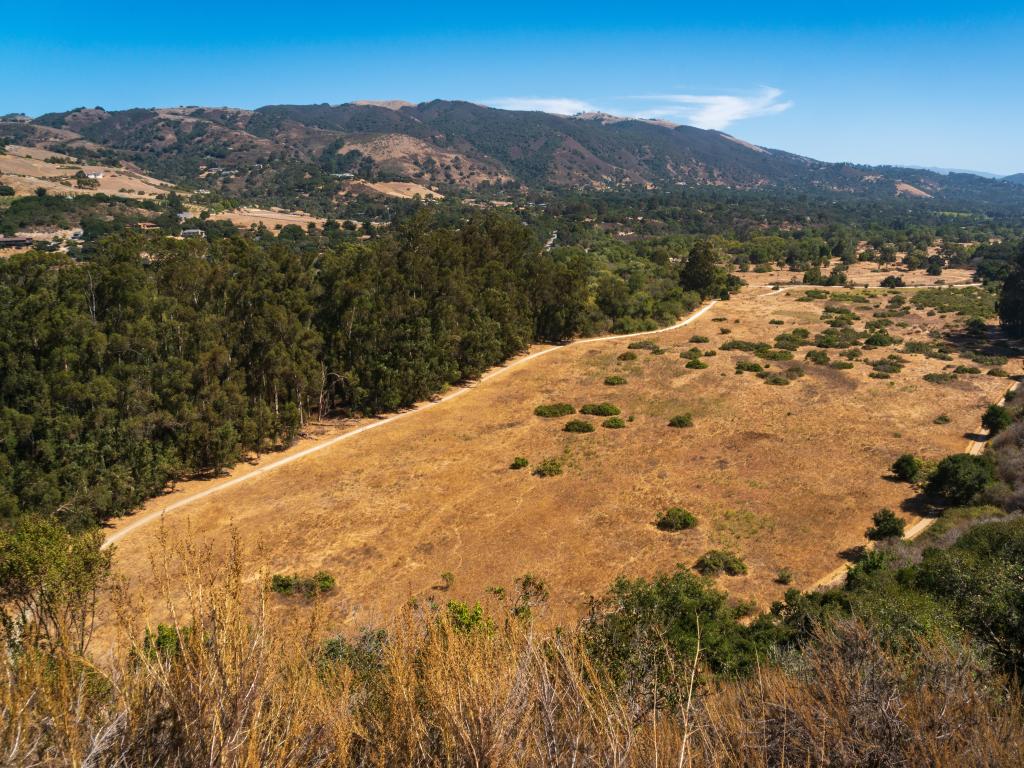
[2,100,1023,208]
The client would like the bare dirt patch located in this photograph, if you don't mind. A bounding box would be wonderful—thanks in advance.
[103,282,1013,636]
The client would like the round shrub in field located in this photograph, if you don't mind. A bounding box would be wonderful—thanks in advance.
[602,416,626,429]
[656,507,697,531]
[690,335,710,343]
[891,453,922,482]
[580,403,621,416]
[533,458,563,477]
[510,456,529,470]
[604,375,627,386]
[668,414,694,428]
[735,360,763,373]
[982,404,1012,435]
[685,358,708,369]
[695,550,747,576]
[617,351,638,361]
[926,454,995,505]
[564,419,595,433]
[534,403,575,418]
[775,568,793,585]
[866,508,905,540]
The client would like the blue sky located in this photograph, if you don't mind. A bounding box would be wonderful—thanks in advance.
[4,1,1023,173]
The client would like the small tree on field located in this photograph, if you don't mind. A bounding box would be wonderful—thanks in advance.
[982,404,1012,435]
[891,453,922,483]
[926,454,995,505]
[866,508,905,540]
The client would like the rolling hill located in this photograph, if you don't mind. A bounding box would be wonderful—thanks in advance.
[3,101,1023,209]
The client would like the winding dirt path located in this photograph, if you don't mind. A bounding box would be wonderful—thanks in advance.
[104,300,720,549]
[812,379,1020,590]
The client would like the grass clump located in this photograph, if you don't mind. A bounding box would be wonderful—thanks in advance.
[510,456,529,470]
[533,458,563,477]
[695,550,747,576]
[602,416,626,429]
[668,414,694,428]
[934,413,951,424]
[580,402,621,416]
[604,375,628,386]
[535,403,575,418]
[564,419,595,434]
[656,507,697,531]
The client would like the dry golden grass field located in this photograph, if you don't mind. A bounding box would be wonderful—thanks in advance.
[0,145,174,198]
[103,276,1015,637]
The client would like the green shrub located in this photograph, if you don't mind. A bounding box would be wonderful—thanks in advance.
[758,349,793,361]
[866,508,905,540]
[695,550,747,576]
[627,340,660,351]
[953,366,981,375]
[270,571,335,598]
[926,454,995,504]
[735,360,763,373]
[988,368,1010,377]
[510,456,529,470]
[775,568,793,585]
[668,414,694,428]
[564,419,595,433]
[923,372,956,385]
[703,349,717,357]
[604,375,627,386]
[891,453,922,482]
[534,403,575,418]
[869,372,891,380]
[657,507,697,531]
[805,350,830,365]
[685,358,708,369]
[830,361,854,369]
[758,373,791,385]
[689,335,710,343]
[534,458,563,477]
[982,404,1012,435]
[769,319,785,325]
[580,402,620,416]
[934,414,951,424]
[602,416,626,429]
[682,347,703,360]
[617,351,637,361]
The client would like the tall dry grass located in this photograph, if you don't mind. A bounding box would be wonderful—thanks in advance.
[2,539,1023,767]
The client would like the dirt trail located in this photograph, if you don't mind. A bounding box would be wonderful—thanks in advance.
[812,379,1020,590]
[104,300,719,549]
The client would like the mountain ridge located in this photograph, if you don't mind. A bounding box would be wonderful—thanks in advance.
[3,100,1022,209]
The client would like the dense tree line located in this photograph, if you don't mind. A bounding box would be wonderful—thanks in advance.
[0,211,716,527]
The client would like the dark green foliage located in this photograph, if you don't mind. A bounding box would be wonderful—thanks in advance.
[864,331,898,347]
[656,507,697,531]
[616,351,637,361]
[510,456,529,470]
[685,358,708,369]
[758,373,791,385]
[912,286,996,319]
[270,571,335,598]
[775,568,793,585]
[583,566,781,680]
[580,403,620,416]
[891,454,922,482]
[533,458,563,477]
[564,419,595,433]
[695,550,747,576]
[668,414,693,428]
[735,360,764,373]
[880,275,905,288]
[934,414,951,424]
[602,416,626,429]
[689,335,710,343]
[603,375,627,386]
[627,340,660,351]
[927,454,996,504]
[865,508,905,540]
[954,365,981,375]
[829,360,854,369]
[805,350,829,365]
[982,404,1012,435]
[923,372,957,384]
[534,403,575,418]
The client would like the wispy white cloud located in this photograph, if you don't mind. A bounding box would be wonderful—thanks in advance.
[486,97,597,115]
[638,87,793,131]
